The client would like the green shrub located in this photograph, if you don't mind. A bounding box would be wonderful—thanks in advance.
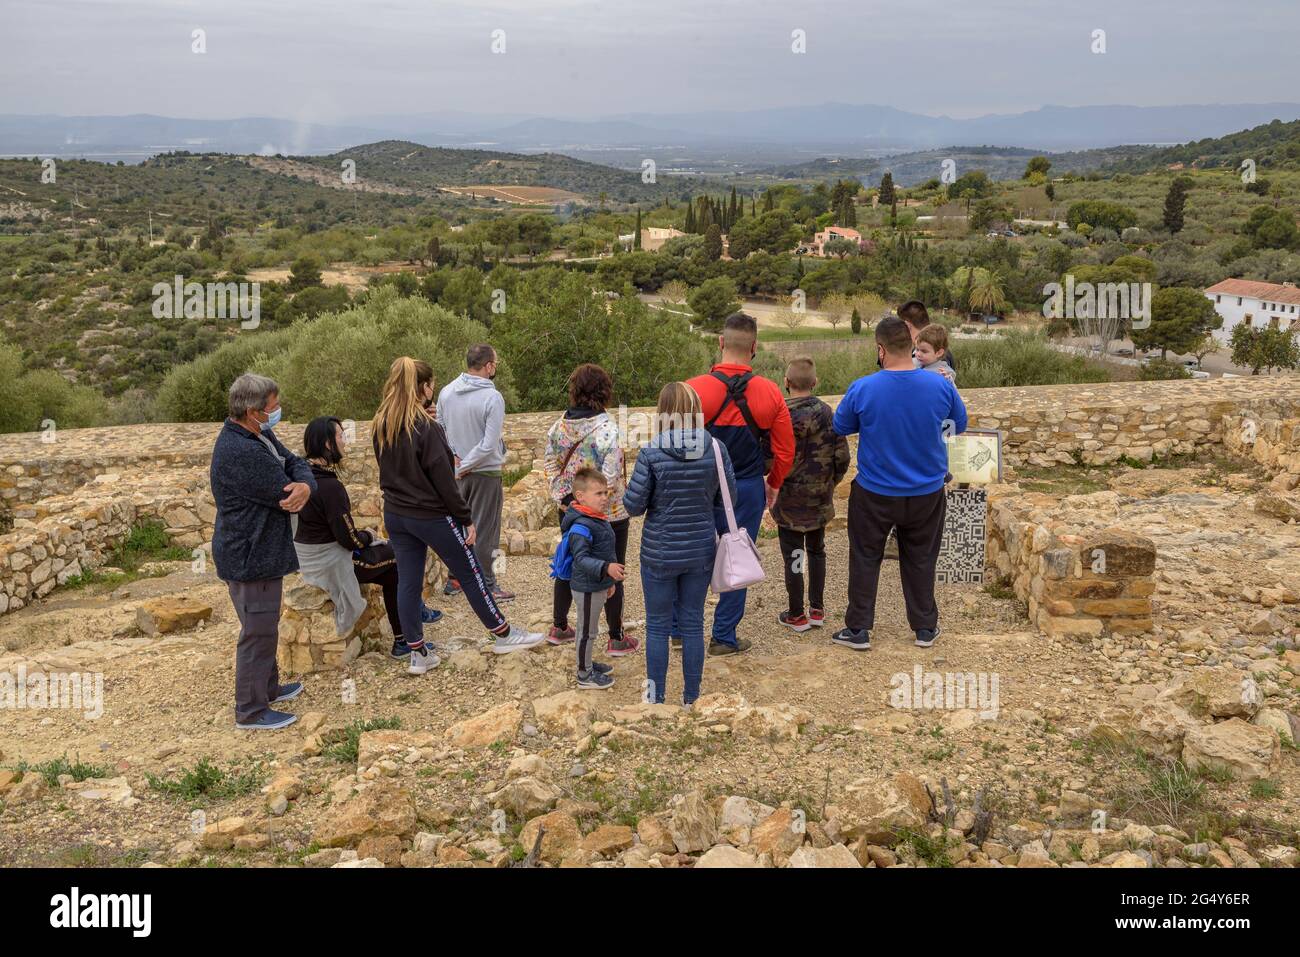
[0,337,106,434]
[146,757,267,802]
[154,287,493,423]
[10,754,111,786]
[1138,359,1192,380]
[153,326,295,422]
[321,717,402,764]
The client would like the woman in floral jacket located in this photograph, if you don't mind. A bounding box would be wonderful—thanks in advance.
[542,363,638,656]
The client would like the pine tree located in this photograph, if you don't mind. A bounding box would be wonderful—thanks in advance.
[633,207,642,249]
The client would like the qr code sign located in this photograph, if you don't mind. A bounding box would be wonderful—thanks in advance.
[937,487,987,584]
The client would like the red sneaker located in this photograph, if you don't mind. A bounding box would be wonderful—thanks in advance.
[779,611,812,633]
[546,626,575,645]
[607,633,640,657]
[808,608,826,627]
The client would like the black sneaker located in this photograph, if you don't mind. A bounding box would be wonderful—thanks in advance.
[831,628,871,651]
[915,627,941,648]
[577,669,614,690]
[592,661,613,675]
[707,638,752,657]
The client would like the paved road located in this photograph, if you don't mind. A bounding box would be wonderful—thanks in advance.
[1060,335,1254,378]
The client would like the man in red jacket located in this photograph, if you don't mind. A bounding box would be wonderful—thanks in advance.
[687,312,795,655]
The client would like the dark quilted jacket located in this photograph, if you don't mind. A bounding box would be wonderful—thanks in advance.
[623,429,736,572]
[561,507,617,593]
[771,396,851,532]
[210,419,317,582]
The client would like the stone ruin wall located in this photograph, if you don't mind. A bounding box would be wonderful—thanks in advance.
[0,377,1296,651]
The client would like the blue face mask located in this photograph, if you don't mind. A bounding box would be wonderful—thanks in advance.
[260,407,282,431]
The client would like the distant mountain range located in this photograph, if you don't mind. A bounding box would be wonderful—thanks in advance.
[346,102,1300,152]
[5,102,1300,168]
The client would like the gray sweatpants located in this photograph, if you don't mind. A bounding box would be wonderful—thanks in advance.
[574,588,608,674]
[458,472,503,589]
[227,577,284,724]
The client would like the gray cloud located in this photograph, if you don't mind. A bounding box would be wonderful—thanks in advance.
[2,0,1293,121]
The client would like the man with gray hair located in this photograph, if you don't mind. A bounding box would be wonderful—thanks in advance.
[210,373,316,730]
[436,343,513,602]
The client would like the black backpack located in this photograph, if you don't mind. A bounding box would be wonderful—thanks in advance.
[705,371,772,473]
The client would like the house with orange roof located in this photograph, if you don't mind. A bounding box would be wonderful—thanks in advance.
[1204,278,1300,343]
[801,225,863,257]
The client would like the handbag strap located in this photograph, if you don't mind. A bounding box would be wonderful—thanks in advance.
[712,440,739,535]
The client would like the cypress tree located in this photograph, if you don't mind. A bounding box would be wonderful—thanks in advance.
[879,171,896,207]
[685,200,696,234]
[851,307,862,335]
[1163,177,1191,234]
[633,208,642,249]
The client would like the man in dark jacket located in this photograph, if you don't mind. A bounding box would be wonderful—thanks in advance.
[210,373,316,730]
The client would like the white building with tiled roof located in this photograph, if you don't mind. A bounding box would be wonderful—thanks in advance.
[1204,278,1300,343]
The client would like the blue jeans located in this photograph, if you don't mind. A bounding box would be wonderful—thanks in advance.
[710,475,766,647]
[643,565,711,705]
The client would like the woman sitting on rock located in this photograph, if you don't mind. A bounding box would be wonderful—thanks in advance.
[293,415,441,662]
[372,357,544,673]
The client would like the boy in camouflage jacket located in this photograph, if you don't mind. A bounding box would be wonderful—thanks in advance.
[770,357,850,632]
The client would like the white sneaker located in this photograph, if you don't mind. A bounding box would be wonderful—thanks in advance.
[407,645,441,674]
[492,624,545,654]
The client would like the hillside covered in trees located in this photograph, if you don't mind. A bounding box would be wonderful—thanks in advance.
[1106,118,1300,175]
[295,140,686,204]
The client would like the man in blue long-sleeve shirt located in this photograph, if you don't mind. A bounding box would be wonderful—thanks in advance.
[210,373,316,730]
[831,315,967,651]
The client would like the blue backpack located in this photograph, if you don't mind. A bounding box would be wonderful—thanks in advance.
[549,524,592,581]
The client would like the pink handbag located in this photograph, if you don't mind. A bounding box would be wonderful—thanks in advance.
[710,440,765,594]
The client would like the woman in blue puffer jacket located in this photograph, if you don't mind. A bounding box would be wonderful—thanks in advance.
[623,381,736,706]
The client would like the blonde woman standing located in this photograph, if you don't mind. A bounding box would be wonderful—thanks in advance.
[622,381,736,706]
[372,357,543,673]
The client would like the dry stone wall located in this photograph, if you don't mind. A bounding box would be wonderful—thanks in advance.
[0,376,1295,635]
[986,490,1157,639]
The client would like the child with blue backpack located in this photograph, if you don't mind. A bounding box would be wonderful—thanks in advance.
[552,467,627,689]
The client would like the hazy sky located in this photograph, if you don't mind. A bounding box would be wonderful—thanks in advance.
[3,0,1295,121]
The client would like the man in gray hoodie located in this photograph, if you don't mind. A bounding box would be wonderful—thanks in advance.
[436,344,513,601]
